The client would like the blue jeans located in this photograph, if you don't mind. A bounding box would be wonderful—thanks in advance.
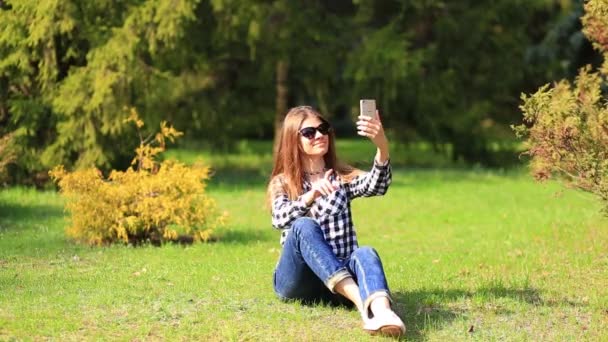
[273,217,392,314]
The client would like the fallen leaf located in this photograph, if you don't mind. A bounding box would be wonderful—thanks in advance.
[468,325,474,333]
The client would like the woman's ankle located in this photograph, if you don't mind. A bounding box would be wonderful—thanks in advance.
[370,296,392,317]
[334,277,363,312]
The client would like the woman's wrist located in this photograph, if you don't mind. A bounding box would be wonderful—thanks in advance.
[302,189,317,206]
[375,145,390,164]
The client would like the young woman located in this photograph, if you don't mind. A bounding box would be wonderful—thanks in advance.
[267,105,405,337]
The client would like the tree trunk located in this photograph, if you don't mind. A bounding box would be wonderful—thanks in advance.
[0,76,8,125]
[274,59,289,139]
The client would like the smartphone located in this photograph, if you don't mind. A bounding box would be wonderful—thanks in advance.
[359,99,377,119]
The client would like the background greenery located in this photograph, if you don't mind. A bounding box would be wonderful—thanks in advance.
[0,0,603,185]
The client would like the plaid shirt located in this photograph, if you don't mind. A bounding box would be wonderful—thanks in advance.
[270,160,392,259]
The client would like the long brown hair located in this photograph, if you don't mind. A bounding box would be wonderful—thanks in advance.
[267,106,361,204]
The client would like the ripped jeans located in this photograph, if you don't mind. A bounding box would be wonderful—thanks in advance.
[273,217,392,314]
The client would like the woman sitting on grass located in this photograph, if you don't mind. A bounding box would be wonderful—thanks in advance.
[267,105,405,337]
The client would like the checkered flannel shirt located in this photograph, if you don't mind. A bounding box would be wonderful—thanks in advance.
[270,160,392,259]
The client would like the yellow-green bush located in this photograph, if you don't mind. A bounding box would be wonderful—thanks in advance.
[50,109,227,245]
[515,0,608,215]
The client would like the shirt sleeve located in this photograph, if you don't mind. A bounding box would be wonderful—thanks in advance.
[270,176,311,230]
[344,159,392,199]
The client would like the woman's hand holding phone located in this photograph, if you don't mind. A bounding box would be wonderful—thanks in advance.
[357,111,388,152]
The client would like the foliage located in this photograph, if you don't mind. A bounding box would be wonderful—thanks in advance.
[0,0,588,182]
[49,110,227,245]
[0,0,202,181]
[514,0,608,214]
[582,0,608,54]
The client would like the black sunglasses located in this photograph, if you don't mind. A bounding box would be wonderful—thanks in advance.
[299,122,332,140]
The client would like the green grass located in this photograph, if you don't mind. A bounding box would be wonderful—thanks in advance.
[1,141,607,341]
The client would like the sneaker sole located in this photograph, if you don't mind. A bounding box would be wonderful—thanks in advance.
[366,324,405,338]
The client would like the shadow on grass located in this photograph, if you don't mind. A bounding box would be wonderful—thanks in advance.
[0,203,63,226]
[275,285,560,340]
[218,228,273,244]
[388,166,529,188]
[207,167,269,189]
[391,286,554,341]
[206,165,530,191]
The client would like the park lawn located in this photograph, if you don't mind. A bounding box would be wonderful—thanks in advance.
[1,145,607,340]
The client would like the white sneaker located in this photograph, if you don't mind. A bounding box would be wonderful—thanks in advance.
[362,310,406,338]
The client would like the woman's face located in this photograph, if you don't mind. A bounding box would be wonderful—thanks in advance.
[298,116,330,157]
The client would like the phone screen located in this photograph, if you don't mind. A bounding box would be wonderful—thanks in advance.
[359,99,376,118]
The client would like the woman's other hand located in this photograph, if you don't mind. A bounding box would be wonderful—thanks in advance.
[311,169,339,198]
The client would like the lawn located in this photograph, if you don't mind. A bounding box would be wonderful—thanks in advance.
[1,140,607,341]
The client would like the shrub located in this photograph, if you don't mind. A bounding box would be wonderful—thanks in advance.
[50,109,227,245]
[513,0,608,214]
